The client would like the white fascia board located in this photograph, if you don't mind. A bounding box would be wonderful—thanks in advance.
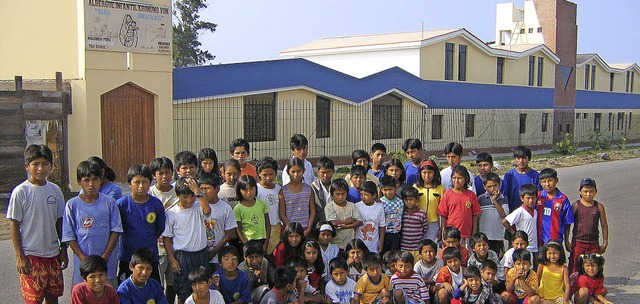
[280,41,423,58]
[360,88,428,108]
[576,54,621,73]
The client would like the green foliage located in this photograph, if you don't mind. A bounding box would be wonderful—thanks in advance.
[618,133,628,149]
[172,0,217,67]
[553,133,577,155]
[388,150,409,163]
[588,131,611,151]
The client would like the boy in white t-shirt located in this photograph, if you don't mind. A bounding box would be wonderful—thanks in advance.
[255,156,282,253]
[200,174,237,270]
[355,181,386,254]
[502,184,539,254]
[281,134,315,186]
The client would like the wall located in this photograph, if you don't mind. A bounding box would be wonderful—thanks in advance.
[295,49,421,78]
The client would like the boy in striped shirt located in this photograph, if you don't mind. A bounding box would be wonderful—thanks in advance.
[391,251,430,304]
[400,188,429,258]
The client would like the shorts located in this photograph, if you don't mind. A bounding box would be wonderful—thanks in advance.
[569,241,601,273]
[267,223,281,253]
[541,297,564,304]
[425,222,440,242]
[19,255,64,304]
[381,232,401,255]
[159,254,174,287]
[503,292,533,304]
[173,248,209,300]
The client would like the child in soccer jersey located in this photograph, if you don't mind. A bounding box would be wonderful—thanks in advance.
[537,168,574,251]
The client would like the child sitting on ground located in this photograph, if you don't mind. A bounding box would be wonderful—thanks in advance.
[573,253,613,304]
[451,265,502,304]
[467,232,500,270]
[184,266,225,304]
[325,257,357,304]
[288,256,325,303]
[354,253,392,304]
[413,239,443,295]
[117,248,168,304]
[391,251,430,304]
[316,221,340,281]
[436,246,466,304]
[71,255,120,304]
[238,240,272,304]
[439,226,470,266]
[211,246,251,304]
[501,249,540,304]
[260,266,298,304]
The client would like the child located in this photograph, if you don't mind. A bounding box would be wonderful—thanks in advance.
[439,226,470,266]
[345,150,380,186]
[414,159,445,241]
[279,157,317,236]
[88,156,123,200]
[225,138,258,179]
[117,248,168,304]
[317,222,340,280]
[399,187,428,257]
[185,266,225,304]
[175,150,199,178]
[117,164,166,284]
[63,160,123,286]
[325,257,357,304]
[402,138,424,186]
[238,240,272,304]
[219,159,241,208]
[370,143,387,180]
[467,232,500,271]
[436,247,466,304]
[260,266,298,304]
[501,249,540,304]
[499,231,533,282]
[163,177,212,303]
[391,251,430,304]
[383,250,399,276]
[256,156,282,253]
[71,255,120,304]
[303,239,325,290]
[440,142,477,192]
[502,145,540,212]
[480,260,506,295]
[477,172,509,256]
[537,168,574,251]
[311,156,335,223]
[355,181,386,253]
[288,256,325,303]
[502,184,539,256]
[437,165,481,247]
[347,165,368,203]
[200,174,237,268]
[212,246,252,304]
[574,253,612,304]
[346,239,370,282]
[282,134,315,185]
[197,147,219,179]
[271,222,305,268]
[474,152,495,197]
[325,179,363,249]
[536,240,570,303]
[414,239,444,294]
[234,175,271,250]
[379,176,403,254]
[385,159,407,193]
[451,265,502,304]
[569,178,609,273]
[354,253,392,304]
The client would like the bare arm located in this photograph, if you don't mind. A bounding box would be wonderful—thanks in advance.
[377,227,386,253]
[306,193,316,235]
[212,229,235,258]
[10,220,30,274]
[472,214,479,234]
[599,203,609,253]
[102,232,120,260]
[343,220,363,229]
[563,266,571,303]
[492,195,507,218]
[236,221,249,244]
[278,190,290,227]
[536,264,544,286]
[264,213,271,252]
[163,236,180,273]
[440,215,448,238]
[68,240,86,261]
[502,219,515,234]
[56,217,68,269]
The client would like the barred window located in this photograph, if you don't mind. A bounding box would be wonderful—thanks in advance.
[243,93,276,142]
[542,113,548,132]
[372,94,402,140]
[594,113,601,132]
[465,114,475,137]
[316,96,330,138]
[432,115,443,140]
[519,113,527,134]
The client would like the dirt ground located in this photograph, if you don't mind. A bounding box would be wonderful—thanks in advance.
[0,213,9,241]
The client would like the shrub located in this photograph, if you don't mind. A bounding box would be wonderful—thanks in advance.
[553,133,577,155]
[588,131,611,151]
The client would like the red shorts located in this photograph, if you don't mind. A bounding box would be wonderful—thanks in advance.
[19,255,64,304]
[569,241,601,273]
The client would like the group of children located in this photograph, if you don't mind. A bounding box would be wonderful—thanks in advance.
[7,135,612,304]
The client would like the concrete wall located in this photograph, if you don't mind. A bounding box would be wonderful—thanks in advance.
[574,109,640,143]
[293,49,421,78]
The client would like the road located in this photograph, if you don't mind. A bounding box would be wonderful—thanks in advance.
[0,158,638,303]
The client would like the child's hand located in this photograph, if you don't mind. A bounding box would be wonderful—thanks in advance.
[212,274,220,288]
[186,177,200,195]
[170,258,181,274]
[297,277,307,292]
[564,239,572,253]
[16,253,31,274]
[600,242,608,254]
[442,282,453,293]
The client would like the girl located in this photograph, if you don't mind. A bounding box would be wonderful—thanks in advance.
[385,158,406,198]
[316,221,340,281]
[197,147,219,178]
[271,222,305,268]
[303,239,325,291]
[414,159,445,241]
[437,165,481,248]
[574,253,612,304]
[233,175,271,251]
[498,230,532,281]
[278,157,316,236]
[536,240,570,304]
[87,156,122,200]
[219,159,241,208]
[345,238,370,282]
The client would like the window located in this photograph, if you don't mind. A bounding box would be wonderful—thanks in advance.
[432,115,443,140]
[585,64,590,90]
[632,72,635,93]
[458,44,467,81]
[519,113,527,133]
[629,112,633,129]
[541,113,548,132]
[608,113,613,130]
[576,112,580,119]
[497,57,505,84]
[528,28,533,33]
[617,112,625,130]
[558,124,563,135]
[610,73,615,92]
[583,113,588,119]
[537,27,543,33]
[465,114,475,137]
[372,94,402,140]
[591,65,596,90]
[315,96,330,138]
[243,93,276,142]
[520,28,525,34]
[445,43,454,80]
[594,113,601,132]
[528,56,535,86]
[626,71,630,92]
[537,57,544,86]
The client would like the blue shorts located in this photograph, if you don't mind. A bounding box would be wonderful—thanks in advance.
[173,248,209,300]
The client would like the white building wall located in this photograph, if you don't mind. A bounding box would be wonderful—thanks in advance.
[494,0,544,46]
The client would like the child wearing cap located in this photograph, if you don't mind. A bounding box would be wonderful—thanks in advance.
[316,221,340,281]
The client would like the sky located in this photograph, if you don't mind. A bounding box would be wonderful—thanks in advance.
[198,0,639,65]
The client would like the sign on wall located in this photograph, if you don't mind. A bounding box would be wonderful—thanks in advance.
[85,0,171,54]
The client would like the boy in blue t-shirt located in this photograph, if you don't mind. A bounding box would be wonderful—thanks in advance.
[501,145,541,212]
[211,246,252,304]
[347,166,367,203]
[537,168,574,249]
[117,248,168,304]
[402,138,423,186]
[474,152,495,197]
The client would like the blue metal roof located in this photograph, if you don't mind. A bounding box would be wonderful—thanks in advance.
[576,90,640,109]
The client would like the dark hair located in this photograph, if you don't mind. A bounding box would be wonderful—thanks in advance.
[579,177,597,191]
[385,159,406,183]
[519,183,538,197]
[188,266,211,285]
[315,220,336,237]
[351,150,371,168]
[130,248,155,267]
[273,266,297,289]
[280,222,306,260]
[577,253,605,278]
[79,255,108,280]
[444,142,463,156]
[470,232,489,249]
[286,157,305,174]
[402,138,422,152]
[256,156,279,174]
[317,156,335,171]
[380,176,396,188]
[464,265,482,279]
[88,156,116,182]
[539,168,558,180]
[371,143,387,153]
[360,181,378,196]
[512,230,530,244]
[76,160,103,182]
[362,253,384,270]
[416,160,441,188]
[149,157,174,174]
[419,239,438,254]
[443,226,461,240]
[290,134,308,150]
[442,246,462,261]
[244,239,265,257]
[483,172,501,185]
[475,152,493,164]
[350,165,367,177]
[513,145,532,159]
[395,251,415,265]
[223,158,241,173]
[383,250,400,264]
[127,164,153,184]
[512,249,532,263]
[175,150,198,169]
[330,179,349,195]
[235,175,257,202]
[218,245,240,261]
[198,173,222,188]
[303,240,325,276]
[329,257,349,274]
[538,240,567,266]
[480,260,498,272]
[25,144,54,164]
[198,148,219,175]
[174,177,195,196]
[287,255,307,270]
[400,187,422,200]
[230,138,250,154]
[452,165,472,189]
[345,239,370,257]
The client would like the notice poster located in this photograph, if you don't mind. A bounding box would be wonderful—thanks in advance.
[85,0,171,54]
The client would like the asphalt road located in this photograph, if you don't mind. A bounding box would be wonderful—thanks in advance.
[0,158,638,303]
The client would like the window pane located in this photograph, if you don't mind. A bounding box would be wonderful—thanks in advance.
[528,56,535,86]
[316,96,330,138]
[243,93,276,142]
[432,115,443,140]
[445,43,454,80]
[537,57,543,86]
[541,113,548,132]
[465,114,475,137]
[372,95,402,140]
[519,113,527,133]
[458,45,467,81]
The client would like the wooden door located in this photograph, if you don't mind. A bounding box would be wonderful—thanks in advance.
[101,83,155,182]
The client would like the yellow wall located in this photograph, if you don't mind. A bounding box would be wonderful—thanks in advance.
[574,109,640,143]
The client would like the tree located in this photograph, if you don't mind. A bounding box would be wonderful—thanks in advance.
[172,0,217,67]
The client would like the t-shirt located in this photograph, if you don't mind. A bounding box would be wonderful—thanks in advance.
[205,200,237,263]
[380,196,403,234]
[148,185,179,208]
[474,175,487,197]
[354,274,391,304]
[117,195,166,262]
[321,243,340,278]
[117,277,168,304]
[536,189,574,244]
[355,201,386,253]
[326,277,357,304]
[163,202,208,252]
[234,199,269,240]
[240,163,258,179]
[281,159,315,186]
[498,247,534,281]
[401,209,428,251]
[390,271,430,302]
[185,289,225,304]
[212,269,252,304]
[437,189,481,238]
[413,259,444,283]
[415,184,445,222]
[502,168,540,211]
[99,181,123,200]
[403,162,420,187]
[6,180,65,257]
[257,183,282,225]
[347,187,361,203]
[260,288,296,304]
[577,275,606,296]
[62,194,123,282]
[506,268,539,299]
[71,282,120,304]
[436,266,465,290]
[238,258,271,289]
[477,192,510,241]
[440,167,477,193]
[325,201,362,249]
[369,168,385,181]
[504,206,539,252]
[218,183,238,209]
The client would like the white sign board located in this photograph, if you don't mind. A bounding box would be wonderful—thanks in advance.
[85,0,171,54]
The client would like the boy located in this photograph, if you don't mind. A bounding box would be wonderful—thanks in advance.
[537,168,574,251]
[288,256,325,303]
[435,247,465,304]
[256,157,282,253]
[440,142,476,192]
[326,257,357,304]
[501,249,540,304]
[7,144,67,304]
[502,184,539,256]
[438,226,469,269]
[225,138,258,179]
[163,177,212,303]
[370,143,387,180]
[212,246,252,304]
[502,145,540,212]
[451,265,502,304]
[467,232,500,270]
[480,260,506,295]
[200,174,237,269]
[71,255,120,304]
[238,240,272,303]
[474,152,494,197]
[383,250,399,276]
[354,253,392,304]
[345,150,380,186]
[402,138,423,186]
[117,248,169,304]
[355,181,386,253]
[260,266,298,304]
[347,165,367,203]
[399,187,428,256]
[116,164,166,283]
[281,134,315,185]
[175,151,199,178]
[311,156,335,223]
[413,239,443,294]
[63,160,123,286]
[325,179,363,249]
[379,176,403,254]
[477,172,509,255]
[391,251,430,304]
[185,266,225,304]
